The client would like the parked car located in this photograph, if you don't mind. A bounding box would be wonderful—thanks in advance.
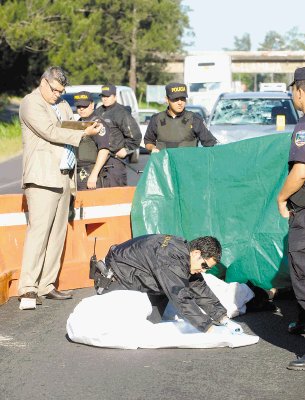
[62,85,139,122]
[138,108,158,150]
[185,104,209,122]
[62,85,140,162]
[208,91,299,144]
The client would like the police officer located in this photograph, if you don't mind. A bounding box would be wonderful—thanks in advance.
[95,84,141,187]
[73,91,111,190]
[144,82,217,153]
[277,67,305,370]
[92,234,243,334]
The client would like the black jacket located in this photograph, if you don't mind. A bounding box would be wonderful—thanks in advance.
[105,234,226,332]
[95,103,141,153]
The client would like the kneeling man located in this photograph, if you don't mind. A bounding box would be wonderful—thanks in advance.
[94,234,242,334]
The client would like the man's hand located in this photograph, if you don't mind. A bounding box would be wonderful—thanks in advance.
[220,317,243,335]
[277,199,290,218]
[115,148,128,158]
[151,148,159,153]
[87,173,98,189]
[84,122,101,136]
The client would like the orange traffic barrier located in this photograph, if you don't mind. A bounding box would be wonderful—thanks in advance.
[0,187,136,305]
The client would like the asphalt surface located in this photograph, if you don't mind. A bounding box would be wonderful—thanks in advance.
[0,153,149,195]
[1,290,305,400]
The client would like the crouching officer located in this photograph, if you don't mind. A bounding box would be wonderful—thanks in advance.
[91,234,243,334]
[95,84,141,187]
[73,91,111,190]
[144,82,217,153]
[277,67,305,370]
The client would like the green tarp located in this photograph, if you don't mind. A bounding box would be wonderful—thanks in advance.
[131,133,292,289]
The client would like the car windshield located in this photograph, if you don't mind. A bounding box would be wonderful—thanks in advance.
[210,98,298,126]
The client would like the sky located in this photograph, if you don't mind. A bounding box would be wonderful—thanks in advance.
[182,0,305,52]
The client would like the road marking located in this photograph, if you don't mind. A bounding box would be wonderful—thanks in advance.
[0,179,21,189]
[0,335,26,348]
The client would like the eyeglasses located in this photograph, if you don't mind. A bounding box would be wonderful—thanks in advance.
[45,79,65,95]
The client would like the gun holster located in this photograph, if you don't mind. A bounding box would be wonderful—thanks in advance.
[89,254,98,279]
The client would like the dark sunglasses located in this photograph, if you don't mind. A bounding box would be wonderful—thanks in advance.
[201,261,212,270]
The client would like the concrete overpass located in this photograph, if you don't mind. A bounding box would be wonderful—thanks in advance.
[165,50,305,83]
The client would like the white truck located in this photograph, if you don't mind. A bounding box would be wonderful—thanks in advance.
[184,52,232,113]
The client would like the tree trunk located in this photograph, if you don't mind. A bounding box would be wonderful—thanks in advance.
[129,5,137,92]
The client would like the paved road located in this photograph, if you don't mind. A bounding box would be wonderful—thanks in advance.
[1,291,305,400]
[0,153,149,195]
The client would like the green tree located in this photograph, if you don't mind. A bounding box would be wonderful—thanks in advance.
[284,27,305,50]
[258,31,286,50]
[0,0,190,94]
[233,33,251,51]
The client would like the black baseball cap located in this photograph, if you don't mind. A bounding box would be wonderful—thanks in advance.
[100,84,116,97]
[165,83,188,100]
[289,67,305,87]
[73,91,93,107]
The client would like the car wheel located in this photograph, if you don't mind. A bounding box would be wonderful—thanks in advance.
[129,148,139,163]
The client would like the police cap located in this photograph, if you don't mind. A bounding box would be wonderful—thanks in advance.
[73,91,93,107]
[289,67,305,87]
[100,84,116,97]
[165,82,188,100]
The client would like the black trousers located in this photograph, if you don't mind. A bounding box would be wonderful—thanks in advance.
[76,165,103,191]
[288,208,305,322]
[102,157,127,187]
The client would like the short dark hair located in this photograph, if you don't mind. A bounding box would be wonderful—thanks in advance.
[40,66,68,86]
[189,236,222,263]
[296,80,305,91]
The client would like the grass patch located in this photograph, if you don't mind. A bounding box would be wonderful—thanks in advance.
[0,118,22,161]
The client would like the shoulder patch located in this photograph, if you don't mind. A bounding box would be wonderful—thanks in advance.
[161,235,172,248]
[295,131,305,147]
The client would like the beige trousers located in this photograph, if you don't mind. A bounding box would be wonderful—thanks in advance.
[18,175,71,296]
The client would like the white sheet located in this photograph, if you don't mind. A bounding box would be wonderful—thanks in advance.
[201,273,255,318]
[163,274,255,321]
[67,291,259,350]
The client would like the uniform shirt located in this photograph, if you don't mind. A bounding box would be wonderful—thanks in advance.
[77,113,111,168]
[95,102,141,153]
[289,115,305,164]
[288,115,305,207]
[105,234,226,332]
[144,108,217,147]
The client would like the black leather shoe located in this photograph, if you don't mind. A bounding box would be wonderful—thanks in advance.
[45,289,73,300]
[288,321,305,334]
[287,355,305,370]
